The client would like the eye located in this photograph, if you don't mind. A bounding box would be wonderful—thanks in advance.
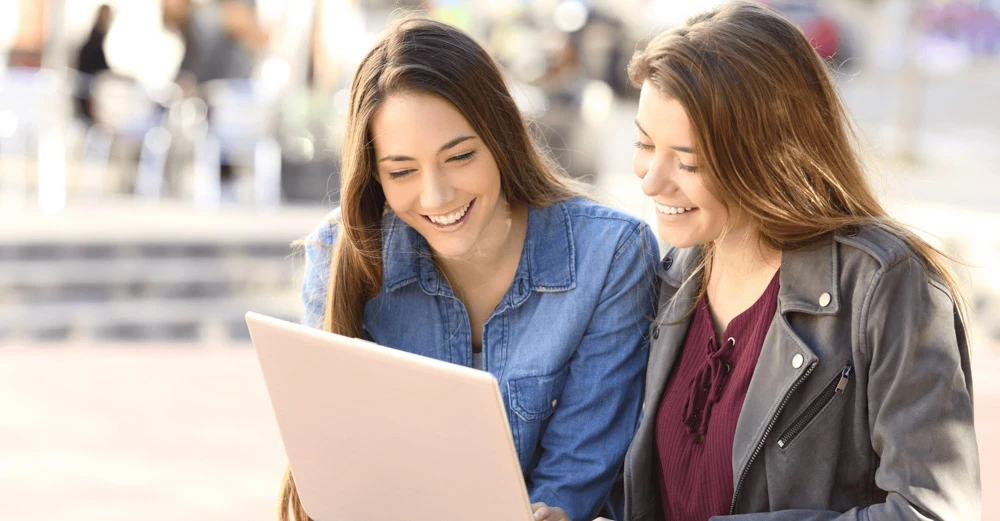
[388,169,416,179]
[678,161,698,173]
[447,150,477,162]
[633,141,654,151]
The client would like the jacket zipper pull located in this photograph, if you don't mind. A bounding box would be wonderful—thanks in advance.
[835,364,854,394]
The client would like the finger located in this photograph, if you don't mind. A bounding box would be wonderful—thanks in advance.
[533,506,551,520]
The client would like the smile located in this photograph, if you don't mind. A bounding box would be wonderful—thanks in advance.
[653,201,697,215]
[425,199,474,226]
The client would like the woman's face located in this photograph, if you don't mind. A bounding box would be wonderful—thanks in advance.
[633,81,734,248]
[371,92,508,259]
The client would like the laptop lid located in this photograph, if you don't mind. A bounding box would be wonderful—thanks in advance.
[245,312,534,521]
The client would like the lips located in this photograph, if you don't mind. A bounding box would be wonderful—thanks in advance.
[425,199,474,226]
[653,201,697,215]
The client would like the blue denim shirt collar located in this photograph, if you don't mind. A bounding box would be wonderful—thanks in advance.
[381,202,577,300]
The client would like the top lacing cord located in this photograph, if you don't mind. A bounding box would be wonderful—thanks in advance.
[682,336,735,439]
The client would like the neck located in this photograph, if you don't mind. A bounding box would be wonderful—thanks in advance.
[434,202,528,288]
[709,228,781,288]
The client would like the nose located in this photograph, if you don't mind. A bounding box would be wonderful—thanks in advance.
[636,153,674,198]
[420,167,455,211]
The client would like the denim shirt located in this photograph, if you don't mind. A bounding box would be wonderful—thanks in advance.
[301,197,659,521]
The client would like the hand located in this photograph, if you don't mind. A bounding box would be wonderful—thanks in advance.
[530,502,571,521]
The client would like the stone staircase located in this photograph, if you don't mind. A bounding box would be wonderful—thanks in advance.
[0,198,328,344]
[0,240,303,343]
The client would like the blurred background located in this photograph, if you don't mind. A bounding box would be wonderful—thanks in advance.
[0,0,997,519]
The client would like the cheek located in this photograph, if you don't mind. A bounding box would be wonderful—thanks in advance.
[632,152,645,178]
[475,162,503,196]
[701,198,730,233]
[379,181,416,213]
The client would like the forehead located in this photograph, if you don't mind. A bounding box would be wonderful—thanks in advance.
[636,81,693,146]
[370,93,476,154]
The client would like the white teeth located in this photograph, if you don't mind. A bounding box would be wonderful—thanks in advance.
[428,201,471,225]
[653,201,695,215]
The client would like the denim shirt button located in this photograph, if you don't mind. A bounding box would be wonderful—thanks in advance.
[551,399,558,407]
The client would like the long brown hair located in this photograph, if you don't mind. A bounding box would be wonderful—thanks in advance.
[628,1,968,319]
[281,17,579,521]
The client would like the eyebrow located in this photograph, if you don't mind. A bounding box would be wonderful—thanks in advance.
[634,119,694,154]
[378,135,477,162]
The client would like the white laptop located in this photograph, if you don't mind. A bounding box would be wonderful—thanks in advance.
[245,312,535,521]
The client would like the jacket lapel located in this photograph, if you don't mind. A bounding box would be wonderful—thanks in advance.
[730,313,818,500]
[627,246,701,520]
[645,245,704,408]
[645,281,697,409]
[730,235,839,510]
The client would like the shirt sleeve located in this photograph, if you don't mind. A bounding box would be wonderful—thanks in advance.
[300,210,340,330]
[527,222,660,521]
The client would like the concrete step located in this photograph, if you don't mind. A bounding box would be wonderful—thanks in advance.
[1,293,300,343]
[0,256,298,304]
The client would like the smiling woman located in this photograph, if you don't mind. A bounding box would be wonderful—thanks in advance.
[371,93,510,261]
[287,17,660,521]
[632,91,732,250]
[612,2,980,521]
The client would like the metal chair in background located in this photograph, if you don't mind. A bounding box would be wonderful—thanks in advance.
[194,78,282,209]
[86,72,176,199]
[0,67,70,213]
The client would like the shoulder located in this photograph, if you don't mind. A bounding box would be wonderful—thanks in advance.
[559,197,646,228]
[303,206,342,248]
[835,223,921,272]
[525,199,658,291]
[555,197,653,251]
[835,223,949,289]
[833,224,956,310]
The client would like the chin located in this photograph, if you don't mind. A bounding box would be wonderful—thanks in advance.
[419,224,479,256]
[426,238,476,259]
[655,229,701,250]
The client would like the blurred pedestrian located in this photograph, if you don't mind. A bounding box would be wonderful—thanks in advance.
[161,0,270,191]
[74,4,113,123]
[162,0,269,94]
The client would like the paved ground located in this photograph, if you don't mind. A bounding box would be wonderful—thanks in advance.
[0,344,286,521]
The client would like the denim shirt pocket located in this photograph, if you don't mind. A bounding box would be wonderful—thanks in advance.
[507,369,570,464]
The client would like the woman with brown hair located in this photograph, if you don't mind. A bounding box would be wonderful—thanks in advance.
[542,2,980,520]
[289,17,658,521]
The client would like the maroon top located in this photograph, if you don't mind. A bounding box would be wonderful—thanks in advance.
[655,271,780,521]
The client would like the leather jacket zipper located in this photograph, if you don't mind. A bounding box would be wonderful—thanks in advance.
[776,363,854,449]
[730,361,816,514]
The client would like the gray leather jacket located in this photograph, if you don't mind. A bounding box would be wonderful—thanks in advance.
[624,226,981,520]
